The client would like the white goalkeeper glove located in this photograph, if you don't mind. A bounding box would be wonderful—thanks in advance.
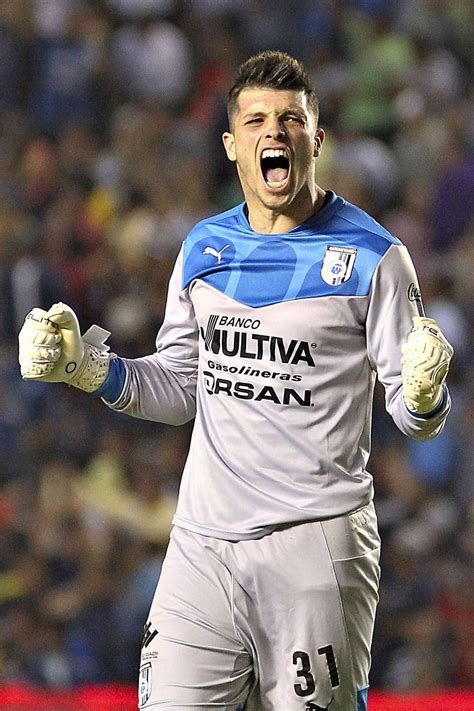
[401,316,454,415]
[19,302,111,392]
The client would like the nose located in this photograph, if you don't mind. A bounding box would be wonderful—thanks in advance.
[266,118,286,140]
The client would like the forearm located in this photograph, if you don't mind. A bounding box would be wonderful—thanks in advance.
[387,382,451,441]
[366,245,452,441]
[101,353,197,426]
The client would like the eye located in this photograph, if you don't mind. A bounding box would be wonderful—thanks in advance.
[244,118,263,126]
[284,115,304,125]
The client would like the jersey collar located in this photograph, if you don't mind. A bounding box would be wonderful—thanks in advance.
[237,191,343,237]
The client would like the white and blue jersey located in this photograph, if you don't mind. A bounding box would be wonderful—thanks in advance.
[103,191,450,540]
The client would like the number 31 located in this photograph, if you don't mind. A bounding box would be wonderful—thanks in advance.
[292,645,340,697]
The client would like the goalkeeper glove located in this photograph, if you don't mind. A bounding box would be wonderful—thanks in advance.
[19,302,111,392]
[401,316,454,415]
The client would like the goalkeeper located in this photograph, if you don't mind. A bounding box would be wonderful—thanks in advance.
[19,51,453,711]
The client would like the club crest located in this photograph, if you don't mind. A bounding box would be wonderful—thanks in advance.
[321,246,357,286]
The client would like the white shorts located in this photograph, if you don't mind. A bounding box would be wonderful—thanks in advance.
[138,502,380,710]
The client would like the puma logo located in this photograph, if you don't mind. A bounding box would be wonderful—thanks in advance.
[305,697,334,710]
[202,244,230,264]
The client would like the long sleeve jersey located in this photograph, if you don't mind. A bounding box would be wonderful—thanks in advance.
[105,191,450,540]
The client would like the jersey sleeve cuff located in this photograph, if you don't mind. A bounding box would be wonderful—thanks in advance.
[94,357,126,403]
[404,384,448,419]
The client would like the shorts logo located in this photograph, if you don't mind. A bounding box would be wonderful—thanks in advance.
[138,662,152,707]
[321,246,357,286]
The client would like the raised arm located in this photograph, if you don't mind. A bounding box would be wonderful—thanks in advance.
[19,247,199,427]
[103,248,199,425]
[366,244,453,441]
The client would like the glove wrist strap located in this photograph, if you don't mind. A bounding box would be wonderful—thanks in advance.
[404,386,443,415]
[70,344,111,392]
[69,324,111,392]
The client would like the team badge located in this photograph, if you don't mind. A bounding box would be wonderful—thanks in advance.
[138,662,152,707]
[321,246,357,286]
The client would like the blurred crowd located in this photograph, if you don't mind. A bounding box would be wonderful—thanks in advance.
[0,0,472,693]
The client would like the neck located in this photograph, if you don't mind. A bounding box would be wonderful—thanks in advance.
[247,185,327,234]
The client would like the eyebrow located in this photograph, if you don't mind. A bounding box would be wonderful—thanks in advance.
[242,111,266,120]
[241,108,307,120]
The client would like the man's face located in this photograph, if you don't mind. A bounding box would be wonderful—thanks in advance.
[223,88,324,215]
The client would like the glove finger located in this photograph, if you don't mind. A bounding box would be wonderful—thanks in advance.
[47,302,80,331]
[21,361,56,378]
[410,317,454,355]
[36,345,61,363]
[406,331,447,356]
[33,330,62,346]
[24,309,58,333]
[20,345,61,365]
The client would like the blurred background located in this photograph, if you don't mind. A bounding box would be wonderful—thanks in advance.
[0,0,472,701]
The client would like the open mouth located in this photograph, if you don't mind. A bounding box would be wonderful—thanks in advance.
[260,148,290,189]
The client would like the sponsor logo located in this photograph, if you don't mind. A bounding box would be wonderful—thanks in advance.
[321,246,357,286]
[203,371,313,407]
[207,360,302,382]
[138,662,152,707]
[200,315,317,367]
[407,282,422,302]
[202,244,230,264]
[142,621,158,649]
[218,315,260,329]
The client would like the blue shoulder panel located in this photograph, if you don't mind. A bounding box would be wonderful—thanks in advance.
[182,197,397,308]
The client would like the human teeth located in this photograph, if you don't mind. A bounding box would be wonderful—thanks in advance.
[261,148,287,159]
[267,179,288,187]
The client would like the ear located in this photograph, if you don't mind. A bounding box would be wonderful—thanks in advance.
[222,132,236,162]
[313,127,325,157]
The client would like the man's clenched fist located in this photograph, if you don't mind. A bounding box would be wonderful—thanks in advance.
[19,302,112,392]
[401,316,454,415]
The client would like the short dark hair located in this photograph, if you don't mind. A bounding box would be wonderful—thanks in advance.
[227,51,319,128]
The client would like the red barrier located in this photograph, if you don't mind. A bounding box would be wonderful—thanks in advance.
[0,686,473,710]
[370,690,474,710]
[0,684,135,710]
